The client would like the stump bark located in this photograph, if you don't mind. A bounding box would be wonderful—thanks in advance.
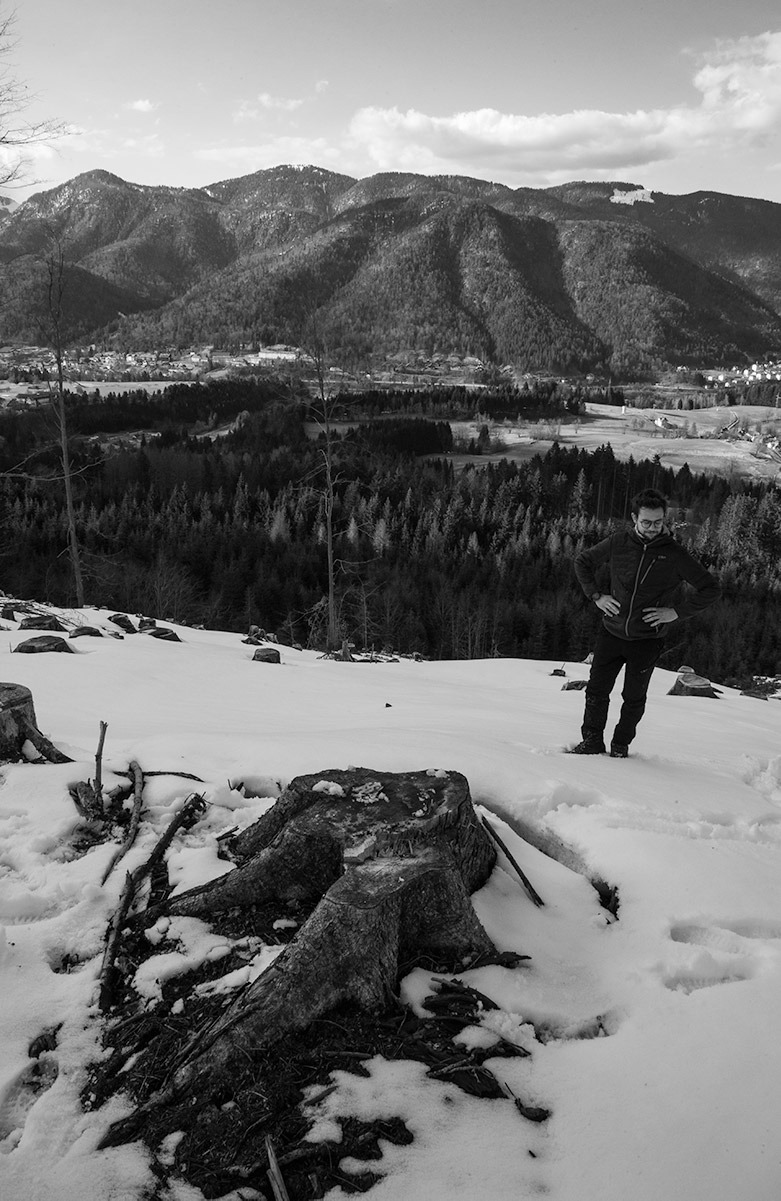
[18,614,66,632]
[667,671,719,699]
[0,683,72,762]
[142,767,498,1108]
[252,646,281,663]
[13,635,74,654]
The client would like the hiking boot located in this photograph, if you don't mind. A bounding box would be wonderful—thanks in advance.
[610,743,629,759]
[568,736,605,755]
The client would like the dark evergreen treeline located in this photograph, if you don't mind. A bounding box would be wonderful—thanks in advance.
[604,379,781,410]
[0,378,604,462]
[0,378,295,453]
[1,382,779,685]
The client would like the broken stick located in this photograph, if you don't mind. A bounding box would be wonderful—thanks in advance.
[99,791,207,1010]
[101,761,145,885]
[481,816,544,908]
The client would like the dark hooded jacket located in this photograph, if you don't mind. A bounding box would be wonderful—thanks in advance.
[574,527,720,641]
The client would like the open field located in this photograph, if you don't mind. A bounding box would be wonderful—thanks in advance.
[2,378,779,483]
[0,380,172,405]
[451,403,781,482]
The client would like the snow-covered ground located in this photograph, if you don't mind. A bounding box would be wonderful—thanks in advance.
[1,605,780,1200]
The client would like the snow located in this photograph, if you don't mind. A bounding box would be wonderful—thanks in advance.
[1,604,780,1199]
[610,187,654,205]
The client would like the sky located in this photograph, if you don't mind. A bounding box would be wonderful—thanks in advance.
[0,601,780,1200]
[3,0,781,204]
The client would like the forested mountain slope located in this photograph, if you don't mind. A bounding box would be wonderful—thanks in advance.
[2,167,781,375]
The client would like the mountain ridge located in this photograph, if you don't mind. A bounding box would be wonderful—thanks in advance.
[2,165,780,374]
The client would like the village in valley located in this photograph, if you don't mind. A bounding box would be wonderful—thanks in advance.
[1,341,780,478]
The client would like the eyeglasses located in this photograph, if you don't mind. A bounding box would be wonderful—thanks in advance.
[637,518,665,530]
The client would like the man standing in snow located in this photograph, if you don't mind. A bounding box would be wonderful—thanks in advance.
[571,488,719,757]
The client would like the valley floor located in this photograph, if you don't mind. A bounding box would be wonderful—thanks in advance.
[452,402,781,481]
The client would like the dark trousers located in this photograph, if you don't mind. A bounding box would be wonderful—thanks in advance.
[582,627,664,747]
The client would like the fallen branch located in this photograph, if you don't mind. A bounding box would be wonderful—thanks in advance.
[266,1135,291,1201]
[481,816,544,908]
[18,716,73,764]
[101,761,145,886]
[98,792,207,1011]
[123,769,204,782]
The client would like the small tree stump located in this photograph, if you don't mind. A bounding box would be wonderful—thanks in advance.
[252,646,281,663]
[139,768,498,1109]
[0,683,39,760]
[18,614,66,632]
[13,635,74,654]
[0,683,72,763]
[667,671,719,699]
[147,627,181,642]
[109,613,137,633]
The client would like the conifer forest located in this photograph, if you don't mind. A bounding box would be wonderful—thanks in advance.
[2,377,779,687]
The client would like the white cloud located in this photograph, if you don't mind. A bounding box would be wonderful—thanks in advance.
[257,91,304,112]
[125,99,158,114]
[234,93,304,121]
[315,79,330,95]
[347,30,781,182]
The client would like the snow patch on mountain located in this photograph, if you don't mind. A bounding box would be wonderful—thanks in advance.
[611,186,655,205]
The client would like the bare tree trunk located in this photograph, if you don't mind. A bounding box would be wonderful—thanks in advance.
[46,241,85,607]
[55,388,85,607]
[323,424,338,651]
[303,315,340,651]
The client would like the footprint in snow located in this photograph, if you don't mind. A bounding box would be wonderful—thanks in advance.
[741,755,781,805]
[0,1027,60,1152]
[670,918,781,950]
[661,919,781,994]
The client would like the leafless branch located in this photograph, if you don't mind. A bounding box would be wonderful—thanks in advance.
[0,9,66,189]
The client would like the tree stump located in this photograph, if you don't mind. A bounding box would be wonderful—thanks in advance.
[109,613,137,633]
[0,683,72,763]
[13,635,74,654]
[667,671,719,699]
[18,614,66,632]
[251,646,281,663]
[139,767,498,1109]
[0,683,39,760]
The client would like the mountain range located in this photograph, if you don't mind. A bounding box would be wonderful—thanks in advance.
[2,165,781,376]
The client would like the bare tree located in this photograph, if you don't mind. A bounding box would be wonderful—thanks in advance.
[44,237,85,606]
[303,315,342,651]
[1,7,63,189]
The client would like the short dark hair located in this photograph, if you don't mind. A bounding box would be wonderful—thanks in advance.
[631,489,668,517]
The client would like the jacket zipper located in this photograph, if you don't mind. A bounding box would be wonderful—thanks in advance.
[625,544,655,636]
